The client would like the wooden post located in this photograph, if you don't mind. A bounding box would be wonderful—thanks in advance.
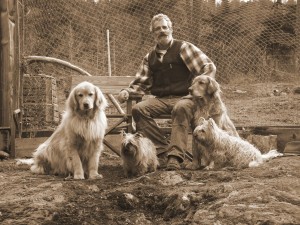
[0,0,15,157]
[0,0,10,126]
[296,0,300,72]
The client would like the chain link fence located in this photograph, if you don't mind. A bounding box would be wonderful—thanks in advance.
[18,0,299,132]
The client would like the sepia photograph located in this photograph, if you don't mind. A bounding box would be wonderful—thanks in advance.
[0,0,299,224]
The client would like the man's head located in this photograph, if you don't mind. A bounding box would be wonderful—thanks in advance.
[150,14,173,49]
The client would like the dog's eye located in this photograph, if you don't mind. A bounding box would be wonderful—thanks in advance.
[134,132,143,138]
[198,81,205,84]
[78,93,83,97]
[88,93,94,97]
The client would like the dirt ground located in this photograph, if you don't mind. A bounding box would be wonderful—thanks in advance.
[0,80,300,225]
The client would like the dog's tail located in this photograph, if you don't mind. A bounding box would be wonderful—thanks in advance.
[261,149,283,161]
[16,158,45,174]
[15,158,34,166]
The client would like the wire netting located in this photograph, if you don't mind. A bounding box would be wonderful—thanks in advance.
[19,0,300,132]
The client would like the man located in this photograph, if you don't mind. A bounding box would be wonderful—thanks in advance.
[118,14,216,170]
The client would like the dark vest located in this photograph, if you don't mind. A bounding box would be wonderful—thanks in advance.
[148,40,192,97]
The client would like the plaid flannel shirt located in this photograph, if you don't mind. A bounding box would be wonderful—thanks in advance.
[126,40,216,96]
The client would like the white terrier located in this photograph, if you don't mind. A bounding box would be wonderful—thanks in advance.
[193,117,283,170]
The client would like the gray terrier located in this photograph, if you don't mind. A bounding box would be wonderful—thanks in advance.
[120,131,159,177]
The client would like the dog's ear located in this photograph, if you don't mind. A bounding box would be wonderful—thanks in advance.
[66,87,78,112]
[94,86,108,111]
[121,129,127,137]
[208,118,216,127]
[196,117,206,126]
[207,77,220,95]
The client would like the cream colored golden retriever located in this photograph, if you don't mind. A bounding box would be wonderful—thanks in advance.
[187,75,239,170]
[30,81,108,179]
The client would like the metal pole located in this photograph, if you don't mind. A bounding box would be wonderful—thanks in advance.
[106,0,111,77]
[107,29,111,76]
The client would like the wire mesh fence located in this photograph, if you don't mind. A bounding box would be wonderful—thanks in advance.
[18,0,300,132]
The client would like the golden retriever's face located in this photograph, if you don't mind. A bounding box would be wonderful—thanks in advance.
[189,75,220,98]
[68,81,108,116]
[75,83,97,111]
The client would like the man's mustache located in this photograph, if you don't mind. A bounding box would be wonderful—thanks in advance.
[158,32,169,38]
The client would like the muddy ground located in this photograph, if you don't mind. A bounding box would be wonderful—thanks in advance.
[0,79,299,225]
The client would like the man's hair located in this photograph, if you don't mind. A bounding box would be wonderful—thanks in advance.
[149,14,172,33]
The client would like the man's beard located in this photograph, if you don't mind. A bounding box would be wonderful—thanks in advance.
[157,33,172,46]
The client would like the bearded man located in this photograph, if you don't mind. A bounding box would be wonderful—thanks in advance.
[118,14,216,170]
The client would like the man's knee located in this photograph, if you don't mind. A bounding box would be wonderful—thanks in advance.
[172,101,193,124]
[132,103,148,120]
[172,101,192,116]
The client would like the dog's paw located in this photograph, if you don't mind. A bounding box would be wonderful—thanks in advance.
[185,162,201,170]
[64,173,86,181]
[73,174,85,180]
[221,166,235,171]
[89,173,103,180]
[203,165,214,171]
[136,171,147,177]
[203,161,215,170]
[64,174,74,181]
[248,160,261,168]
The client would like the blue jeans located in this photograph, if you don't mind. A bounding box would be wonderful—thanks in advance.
[132,96,195,162]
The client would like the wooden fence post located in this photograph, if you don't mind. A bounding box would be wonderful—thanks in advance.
[0,0,16,157]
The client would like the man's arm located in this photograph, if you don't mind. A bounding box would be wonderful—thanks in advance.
[124,53,153,95]
[180,42,216,78]
[118,54,153,103]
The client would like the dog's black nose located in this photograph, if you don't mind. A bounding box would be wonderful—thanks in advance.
[193,129,199,137]
[83,103,89,109]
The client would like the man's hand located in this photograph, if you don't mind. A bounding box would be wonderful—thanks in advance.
[118,90,129,103]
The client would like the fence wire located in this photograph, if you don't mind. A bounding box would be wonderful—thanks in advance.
[19,0,300,132]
